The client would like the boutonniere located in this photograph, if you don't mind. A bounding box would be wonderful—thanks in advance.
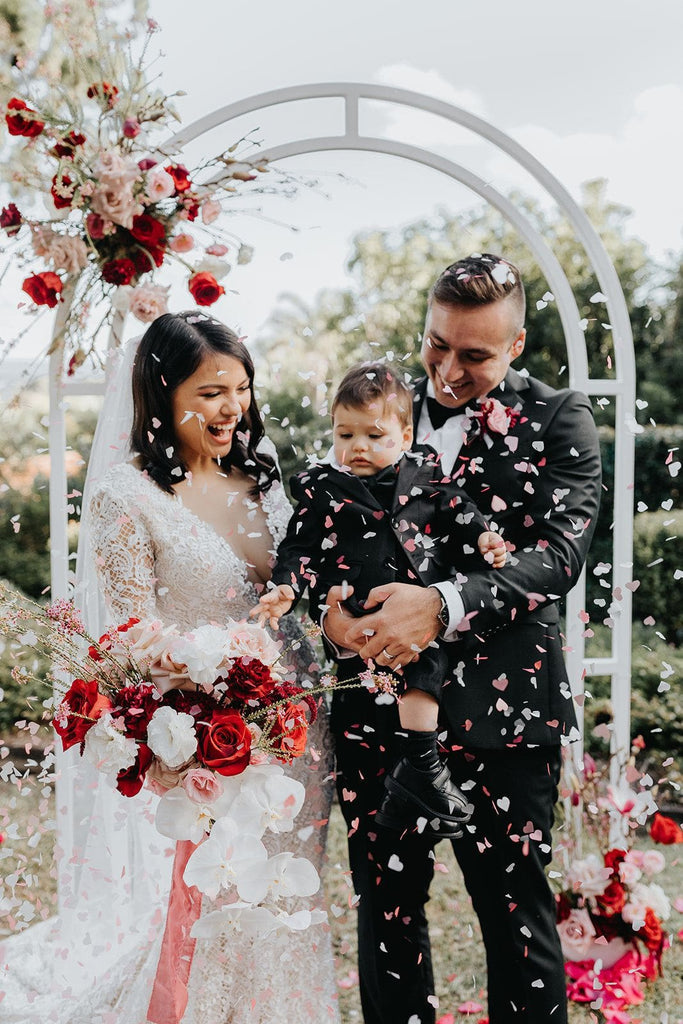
[465,397,523,444]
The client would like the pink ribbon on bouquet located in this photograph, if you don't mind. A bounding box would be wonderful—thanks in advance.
[147,838,203,1024]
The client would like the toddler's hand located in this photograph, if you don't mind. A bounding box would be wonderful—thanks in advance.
[249,584,296,630]
[478,530,507,569]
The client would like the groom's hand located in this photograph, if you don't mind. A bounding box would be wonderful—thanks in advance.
[345,583,442,668]
[323,585,365,654]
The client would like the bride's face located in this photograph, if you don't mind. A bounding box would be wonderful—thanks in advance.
[171,352,252,466]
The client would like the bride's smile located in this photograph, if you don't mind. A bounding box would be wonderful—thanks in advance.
[171,352,252,469]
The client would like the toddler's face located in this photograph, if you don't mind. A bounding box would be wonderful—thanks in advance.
[332,403,412,476]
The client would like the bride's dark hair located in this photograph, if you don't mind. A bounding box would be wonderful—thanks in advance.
[131,310,279,495]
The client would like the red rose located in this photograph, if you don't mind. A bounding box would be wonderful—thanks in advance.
[132,245,165,275]
[604,848,628,875]
[102,258,137,286]
[5,97,44,137]
[268,701,309,761]
[182,196,200,221]
[1,203,22,235]
[163,688,216,720]
[555,892,572,923]
[595,879,626,917]
[112,683,160,740]
[188,271,225,306]
[227,658,277,701]
[650,812,683,844]
[638,907,663,953]
[116,743,153,797]
[52,131,86,158]
[123,118,140,138]
[51,173,74,209]
[130,214,166,249]
[22,271,63,308]
[89,617,141,660]
[86,81,119,108]
[54,678,112,751]
[196,709,251,776]
[164,163,191,193]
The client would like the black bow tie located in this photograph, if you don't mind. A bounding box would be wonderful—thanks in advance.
[426,396,463,430]
[361,464,398,509]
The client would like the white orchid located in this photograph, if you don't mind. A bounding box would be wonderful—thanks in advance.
[183,816,267,899]
[155,782,241,843]
[83,713,137,776]
[229,765,305,835]
[237,851,320,905]
[190,903,280,941]
[147,706,198,767]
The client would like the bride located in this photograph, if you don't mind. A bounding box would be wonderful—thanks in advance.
[1,312,339,1024]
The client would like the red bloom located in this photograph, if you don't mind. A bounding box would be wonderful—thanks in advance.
[89,617,141,660]
[604,848,628,875]
[130,214,166,249]
[52,131,86,158]
[227,658,277,702]
[650,812,683,844]
[51,173,75,209]
[182,196,200,221]
[638,907,663,953]
[196,708,251,776]
[54,679,112,751]
[138,157,157,171]
[163,688,216,719]
[164,163,192,193]
[0,203,22,235]
[22,271,63,308]
[132,245,165,275]
[188,271,225,306]
[595,879,627,917]
[102,258,137,286]
[86,81,119,108]
[268,701,309,761]
[5,97,44,137]
[116,743,153,797]
[112,683,160,740]
[555,892,572,923]
[122,117,140,139]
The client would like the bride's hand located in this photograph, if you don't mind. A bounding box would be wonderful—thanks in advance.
[249,584,295,631]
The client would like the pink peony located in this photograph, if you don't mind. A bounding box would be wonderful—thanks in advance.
[91,182,142,229]
[618,859,642,887]
[128,282,170,324]
[640,850,666,876]
[145,167,176,202]
[95,149,139,184]
[182,768,224,804]
[557,908,597,961]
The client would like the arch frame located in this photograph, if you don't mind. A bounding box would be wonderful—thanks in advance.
[48,81,636,782]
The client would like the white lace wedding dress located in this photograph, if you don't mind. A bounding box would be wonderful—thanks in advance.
[1,460,339,1024]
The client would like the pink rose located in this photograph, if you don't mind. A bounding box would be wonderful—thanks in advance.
[640,850,666,876]
[206,243,229,256]
[556,908,596,961]
[129,282,170,324]
[618,859,642,886]
[91,182,142,229]
[182,768,224,804]
[169,232,195,253]
[624,848,644,868]
[201,198,222,224]
[145,167,176,202]
[482,398,510,435]
[85,212,112,240]
[95,149,139,184]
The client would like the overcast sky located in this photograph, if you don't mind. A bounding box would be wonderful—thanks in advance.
[3,0,683,364]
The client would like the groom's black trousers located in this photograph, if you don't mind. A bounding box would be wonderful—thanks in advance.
[332,693,568,1024]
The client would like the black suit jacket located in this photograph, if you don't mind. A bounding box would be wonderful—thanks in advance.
[272,446,490,614]
[412,370,601,749]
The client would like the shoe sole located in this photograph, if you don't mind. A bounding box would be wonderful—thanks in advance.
[375,779,470,839]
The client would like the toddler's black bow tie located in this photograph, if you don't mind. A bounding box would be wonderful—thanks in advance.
[426,396,463,429]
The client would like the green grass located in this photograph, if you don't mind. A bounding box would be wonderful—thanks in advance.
[2,769,683,1022]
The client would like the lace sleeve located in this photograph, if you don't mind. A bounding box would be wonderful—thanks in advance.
[88,486,159,621]
[258,436,294,549]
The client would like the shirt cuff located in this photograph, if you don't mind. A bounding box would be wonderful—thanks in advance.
[430,582,466,642]
[319,608,357,660]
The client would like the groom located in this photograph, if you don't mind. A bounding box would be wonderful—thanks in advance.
[324,253,601,1024]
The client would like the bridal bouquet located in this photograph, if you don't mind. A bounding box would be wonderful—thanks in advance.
[0,11,282,370]
[555,751,674,1019]
[2,585,383,939]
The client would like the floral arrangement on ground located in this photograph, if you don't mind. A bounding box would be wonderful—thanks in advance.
[555,747,683,1023]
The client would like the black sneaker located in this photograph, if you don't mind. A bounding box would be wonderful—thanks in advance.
[375,756,473,840]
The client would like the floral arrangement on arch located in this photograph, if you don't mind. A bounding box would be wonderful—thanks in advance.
[0,14,284,373]
[554,746,682,1021]
[1,583,386,939]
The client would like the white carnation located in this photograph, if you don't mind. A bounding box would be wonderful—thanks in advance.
[170,624,232,686]
[83,714,138,776]
[147,706,198,768]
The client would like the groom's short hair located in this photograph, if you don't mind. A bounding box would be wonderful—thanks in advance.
[430,253,526,330]
[332,362,413,427]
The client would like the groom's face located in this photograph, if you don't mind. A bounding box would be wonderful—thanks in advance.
[421,298,526,409]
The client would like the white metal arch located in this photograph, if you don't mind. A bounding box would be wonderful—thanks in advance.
[49,83,636,777]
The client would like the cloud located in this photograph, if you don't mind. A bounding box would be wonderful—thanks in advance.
[371,64,489,148]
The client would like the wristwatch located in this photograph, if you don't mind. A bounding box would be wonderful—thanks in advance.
[435,589,450,636]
